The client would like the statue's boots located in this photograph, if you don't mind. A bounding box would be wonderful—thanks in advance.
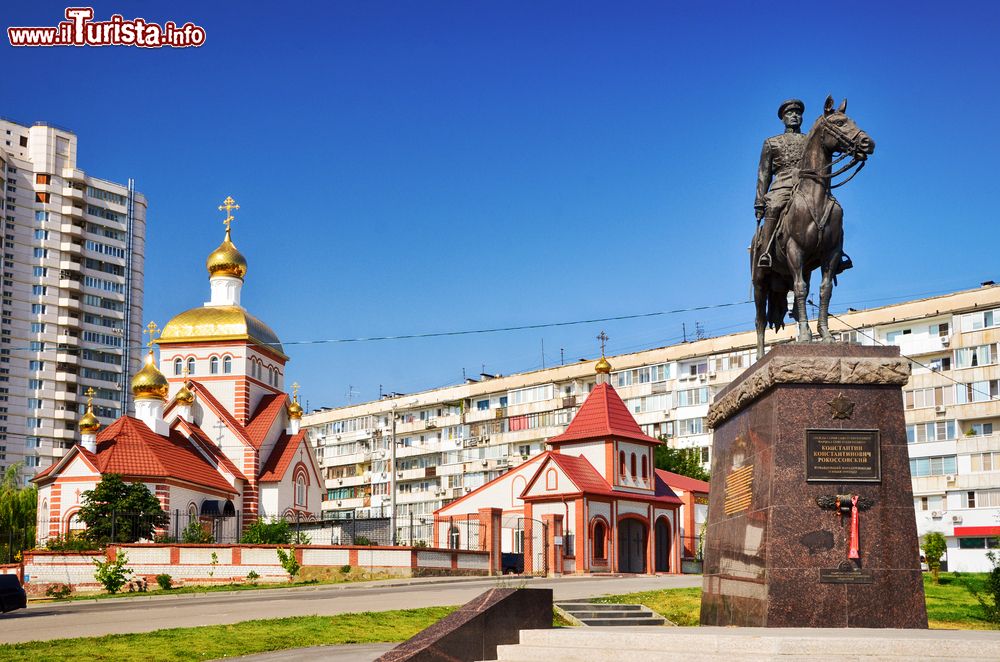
[838,253,853,273]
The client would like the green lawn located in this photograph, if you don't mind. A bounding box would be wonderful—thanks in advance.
[595,574,998,630]
[0,607,456,661]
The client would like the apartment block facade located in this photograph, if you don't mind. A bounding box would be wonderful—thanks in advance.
[303,284,1000,569]
[0,119,146,483]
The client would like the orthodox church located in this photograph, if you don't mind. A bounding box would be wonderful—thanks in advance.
[435,356,694,574]
[33,197,323,541]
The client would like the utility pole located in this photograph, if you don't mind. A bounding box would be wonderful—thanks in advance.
[389,405,398,545]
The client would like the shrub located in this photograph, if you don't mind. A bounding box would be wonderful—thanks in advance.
[293,530,311,545]
[340,564,352,574]
[968,546,1000,624]
[922,532,947,584]
[182,520,214,544]
[155,573,173,591]
[246,570,260,585]
[126,577,147,593]
[240,519,292,545]
[45,534,98,552]
[208,551,219,579]
[153,534,177,544]
[93,551,133,594]
[354,535,373,546]
[276,547,300,580]
[45,583,72,599]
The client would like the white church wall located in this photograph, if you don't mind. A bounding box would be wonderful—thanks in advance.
[617,500,649,518]
[557,441,607,478]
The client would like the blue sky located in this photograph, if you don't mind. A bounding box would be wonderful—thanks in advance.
[3,1,999,410]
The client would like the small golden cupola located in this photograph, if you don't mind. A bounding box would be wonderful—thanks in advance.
[175,381,195,406]
[132,350,170,401]
[78,387,101,435]
[205,196,248,280]
[595,331,612,384]
[287,382,304,434]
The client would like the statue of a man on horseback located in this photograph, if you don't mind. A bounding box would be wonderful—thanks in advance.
[751,96,875,360]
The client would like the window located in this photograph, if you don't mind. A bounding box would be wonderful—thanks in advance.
[173,358,182,375]
[295,474,307,507]
[676,387,711,407]
[34,229,48,240]
[34,211,49,223]
[904,386,953,409]
[641,455,648,481]
[29,360,44,370]
[971,451,1000,472]
[31,285,47,296]
[30,323,45,333]
[32,248,48,259]
[593,521,606,560]
[955,344,998,369]
[906,420,956,443]
[508,384,552,405]
[908,455,957,477]
[210,357,219,374]
[968,423,995,437]
[186,358,195,375]
[223,356,232,374]
[476,399,489,411]
[961,309,999,332]
[959,538,1000,549]
[955,380,999,405]
[676,417,706,437]
[32,267,47,277]
[619,451,626,478]
[35,192,49,204]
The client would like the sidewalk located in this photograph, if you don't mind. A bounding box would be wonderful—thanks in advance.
[231,643,395,662]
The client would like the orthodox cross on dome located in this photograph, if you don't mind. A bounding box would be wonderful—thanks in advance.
[292,382,300,402]
[218,195,240,232]
[597,330,609,357]
[144,321,160,348]
[85,387,95,408]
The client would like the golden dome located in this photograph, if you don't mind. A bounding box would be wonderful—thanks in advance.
[132,350,170,401]
[157,305,286,357]
[287,399,303,420]
[206,228,248,280]
[595,356,612,374]
[79,407,101,435]
[175,382,195,406]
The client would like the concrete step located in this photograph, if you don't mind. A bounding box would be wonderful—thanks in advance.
[568,610,652,619]
[490,627,1000,661]
[555,602,643,612]
[578,616,665,626]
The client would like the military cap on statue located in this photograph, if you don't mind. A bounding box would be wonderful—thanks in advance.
[777,98,805,118]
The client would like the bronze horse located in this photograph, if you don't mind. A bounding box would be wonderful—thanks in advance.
[752,96,875,359]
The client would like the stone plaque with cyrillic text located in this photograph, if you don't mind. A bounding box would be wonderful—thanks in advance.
[805,429,881,482]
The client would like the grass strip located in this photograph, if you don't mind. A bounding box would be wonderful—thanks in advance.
[594,574,998,630]
[0,607,456,661]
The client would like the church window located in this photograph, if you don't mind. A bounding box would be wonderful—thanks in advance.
[186,358,196,375]
[295,473,307,507]
[210,357,219,374]
[630,453,637,478]
[619,451,626,479]
[173,359,182,375]
[545,468,558,490]
[188,503,198,520]
[641,455,649,482]
[593,521,606,560]
[223,356,232,374]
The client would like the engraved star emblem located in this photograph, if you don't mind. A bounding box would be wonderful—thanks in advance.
[828,393,855,420]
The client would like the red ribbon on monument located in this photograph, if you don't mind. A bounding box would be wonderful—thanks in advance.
[848,495,860,559]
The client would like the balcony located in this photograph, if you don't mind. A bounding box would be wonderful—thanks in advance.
[52,409,77,422]
[59,241,83,254]
[893,335,949,357]
[59,278,82,292]
[63,186,84,202]
[58,296,81,309]
[55,352,80,366]
[58,259,82,271]
[60,221,85,238]
[56,333,80,347]
[957,435,1000,454]
[57,314,80,326]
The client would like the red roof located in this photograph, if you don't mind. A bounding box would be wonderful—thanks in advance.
[180,421,247,480]
[46,416,239,494]
[245,393,288,448]
[655,469,709,495]
[259,431,308,482]
[544,453,617,497]
[548,383,660,446]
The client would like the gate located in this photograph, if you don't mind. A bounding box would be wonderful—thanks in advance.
[500,515,547,575]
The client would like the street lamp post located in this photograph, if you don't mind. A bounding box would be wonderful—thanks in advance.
[390,408,398,544]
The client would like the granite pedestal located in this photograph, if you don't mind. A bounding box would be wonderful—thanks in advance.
[699,344,928,628]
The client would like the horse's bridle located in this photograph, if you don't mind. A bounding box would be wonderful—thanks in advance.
[799,114,868,189]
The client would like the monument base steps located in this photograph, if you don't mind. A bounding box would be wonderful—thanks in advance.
[555,602,665,626]
[489,627,1000,661]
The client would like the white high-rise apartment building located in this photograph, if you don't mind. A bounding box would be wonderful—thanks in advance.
[303,284,1000,570]
[0,119,146,484]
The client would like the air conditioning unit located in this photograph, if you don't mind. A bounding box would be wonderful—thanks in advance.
[930,510,942,518]
[935,405,946,415]
[481,459,489,467]
[698,374,707,382]
[464,486,472,493]
[941,336,951,347]
[337,478,343,485]
[945,474,956,483]
[952,515,963,524]
[708,371,717,379]
[336,500,342,507]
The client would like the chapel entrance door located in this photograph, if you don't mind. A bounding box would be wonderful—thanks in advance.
[617,518,647,573]
[654,518,671,573]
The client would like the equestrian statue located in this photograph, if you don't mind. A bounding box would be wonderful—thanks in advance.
[751,95,875,359]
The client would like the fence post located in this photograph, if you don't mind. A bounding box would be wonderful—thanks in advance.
[296,511,301,542]
[409,512,413,546]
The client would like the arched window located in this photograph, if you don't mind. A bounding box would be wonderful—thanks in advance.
[630,453,637,478]
[619,451,626,477]
[223,356,232,374]
[210,357,219,374]
[641,455,649,482]
[173,359,182,375]
[295,474,307,507]
[593,521,606,560]
[186,358,196,375]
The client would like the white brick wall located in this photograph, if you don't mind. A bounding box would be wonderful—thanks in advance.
[356,549,410,567]
[241,548,281,565]
[122,547,171,564]
[416,551,452,568]
[301,548,350,565]
[179,547,233,564]
[456,553,489,570]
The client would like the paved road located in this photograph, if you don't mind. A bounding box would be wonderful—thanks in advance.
[0,575,699,644]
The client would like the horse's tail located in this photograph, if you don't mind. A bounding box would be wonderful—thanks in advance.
[766,275,790,332]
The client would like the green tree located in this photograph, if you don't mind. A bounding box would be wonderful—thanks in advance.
[921,531,947,584]
[240,518,292,545]
[0,464,37,562]
[77,474,168,544]
[654,442,710,482]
